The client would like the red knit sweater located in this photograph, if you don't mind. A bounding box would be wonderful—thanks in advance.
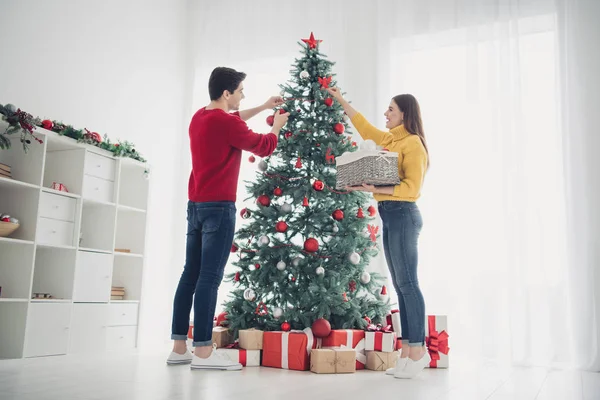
[188,108,278,202]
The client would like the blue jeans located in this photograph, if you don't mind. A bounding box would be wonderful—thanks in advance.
[379,201,426,347]
[171,201,236,347]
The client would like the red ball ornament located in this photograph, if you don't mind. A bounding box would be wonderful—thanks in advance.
[357,208,365,219]
[312,318,332,338]
[240,208,251,219]
[291,276,297,282]
[273,187,283,196]
[257,195,271,207]
[334,123,345,134]
[41,119,53,130]
[266,115,274,126]
[332,209,344,221]
[249,155,256,163]
[231,244,238,253]
[285,131,293,139]
[281,322,291,331]
[255,263,261,270]
[324,98,334,107]
[313,180,324,191]
[368,205,377,217]
[304,238,319,253]
[275,221,288,233]
[216,312,228,327]
[278,109,287,114]
[234,272,240,282]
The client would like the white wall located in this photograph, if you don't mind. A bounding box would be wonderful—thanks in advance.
[0,0,190,349]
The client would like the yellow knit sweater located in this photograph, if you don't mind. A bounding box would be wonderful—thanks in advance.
[350,113,428,202]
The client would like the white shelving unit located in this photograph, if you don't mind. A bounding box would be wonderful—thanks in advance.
[0,122,149,359]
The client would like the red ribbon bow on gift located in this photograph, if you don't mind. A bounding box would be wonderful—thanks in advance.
[225,341,240,349]
[366,323,393,333]
[426,316,449,368]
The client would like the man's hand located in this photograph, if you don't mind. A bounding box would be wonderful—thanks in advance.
[264,96,285,110]
[272,111,290,131]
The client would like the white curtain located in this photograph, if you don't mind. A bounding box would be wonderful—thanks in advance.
[179,0,600,370]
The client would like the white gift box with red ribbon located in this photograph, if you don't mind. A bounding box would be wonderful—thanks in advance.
[219,348,261,367]
[425,315,450,368]
[365,330,397,353]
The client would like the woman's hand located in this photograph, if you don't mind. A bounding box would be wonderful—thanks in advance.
[345,183,377,193]
[325,87,345,102]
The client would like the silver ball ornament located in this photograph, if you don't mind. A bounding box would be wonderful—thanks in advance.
[243,288,256,302]
[259,236,270,246]
[273,307,283,319]
[276,261,286,271]
[360,271,371,284]
[349,252,361,265]
[316,266,325,276]
[292,257,302,267]
[281,203,292,213]
[257,160,268,172]
[300,70,310,79]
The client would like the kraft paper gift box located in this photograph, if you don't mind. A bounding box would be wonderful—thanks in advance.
[425,315,450,368]
[239,328,263,350]
[366,351,400,371]
[212,326,233,348]
[262,328,316,371]
[320,329,366,370]
[310,348,356,374]
[219,348,261,367]
[365,330,397,353]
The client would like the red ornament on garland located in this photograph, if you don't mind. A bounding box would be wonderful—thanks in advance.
[249,155,256,163]
[255,263,261,270]
[281,321,291,331]
[332,209,344,221]
[304,238,319,253]
[231,244,238,253]
[302,196,309,207]
[302,32,322,49]
[41,120,53,130]
[273,187,283,196]
[334,123,345,135]
[312,318,332,338]
[368,205,377,217]
[240,208,251,219]
[275,221,289,233]
[285,131,293,139]
[357,208,365,219]
[255,302,268,316]
[257,195,271,207]
[216,312,228,327]
[234,272,240,282]
[295,157,303,169]
[266,115,274,126]
[324,98,333,107]
[313,180,324,191]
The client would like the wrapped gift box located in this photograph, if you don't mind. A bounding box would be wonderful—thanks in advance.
[366,351,400,371]
[386,309,401,335]
[310,348,356,374]
[365,331,397,353]
[212,326,233,348]
[239,328,263,350]
[219,348,261,367]
[321,329,366,370]
[425,315,449,368]
[262,328,315,371]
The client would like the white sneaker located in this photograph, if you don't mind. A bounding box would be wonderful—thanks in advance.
[386,356,408,375]
[166,349,193,365]
[191,344,242,371]
[395,352,431,379]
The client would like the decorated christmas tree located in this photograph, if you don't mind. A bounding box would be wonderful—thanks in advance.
[223,33,390,335]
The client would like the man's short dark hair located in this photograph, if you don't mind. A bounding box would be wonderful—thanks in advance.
[208,67,247,101]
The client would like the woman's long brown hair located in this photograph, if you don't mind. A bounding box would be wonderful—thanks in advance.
[392,94,429,167]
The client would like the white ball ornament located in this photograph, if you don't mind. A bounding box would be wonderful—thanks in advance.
[281,203,292,213]
[292,257,302,267]
[277,261,287,271]
[316,266,325,276]
[259,236,270,246]
[349,252,361,265]
[360,271,371,284]
[300,70,310,79]
[332,225,339,233]
[273,307,283,319]
[243,288,256,302]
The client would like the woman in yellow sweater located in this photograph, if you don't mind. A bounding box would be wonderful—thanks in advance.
[326,87,430,379]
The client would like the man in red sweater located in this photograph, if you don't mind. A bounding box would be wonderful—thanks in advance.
[167,67,289,370]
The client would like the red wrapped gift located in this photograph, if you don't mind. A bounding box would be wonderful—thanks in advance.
[386,309,401,334]
[262,328,315,371]
[321,329,366,370]
[51,182,68,192]
[425,315,449,368]
[365,325,397,353]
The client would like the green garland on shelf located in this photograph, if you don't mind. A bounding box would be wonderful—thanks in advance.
[0,102,146,163]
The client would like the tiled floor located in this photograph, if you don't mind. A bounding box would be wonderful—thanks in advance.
[0,350,598,400]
